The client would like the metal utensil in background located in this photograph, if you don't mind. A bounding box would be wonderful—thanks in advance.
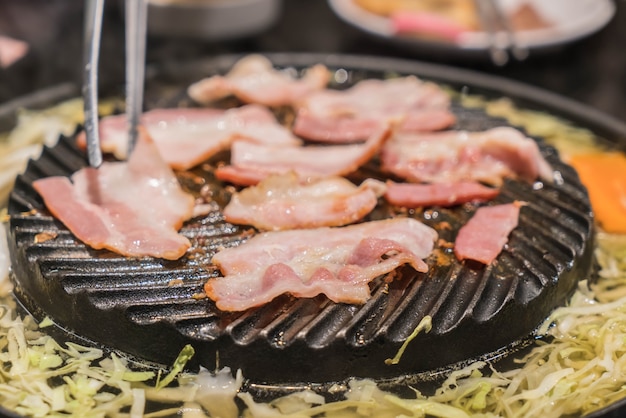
[125,0,148,157]
[83,0,105,167]
[473,0,528,66]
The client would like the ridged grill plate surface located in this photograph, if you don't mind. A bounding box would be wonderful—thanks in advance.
[7,55,595,386]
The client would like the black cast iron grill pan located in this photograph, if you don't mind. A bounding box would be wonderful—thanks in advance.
[7,55,595,388]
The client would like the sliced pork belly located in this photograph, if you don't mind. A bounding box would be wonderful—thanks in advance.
[454,202,523,264]
[33,129,195,260]
[215,127,390,186]
[76,105,301,170]
[224,173,386,231]
[293,76,456,143]
[188,54,330,107]
[205,218,438,311]
[384,181,499,208]
[381,127,553,186]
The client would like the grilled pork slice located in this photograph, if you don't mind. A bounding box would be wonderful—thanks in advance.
[215,126,391,186]
[205,218,438,311]
[384,180,499,208]
[381,127,554,186]
[188,54,330,107]
[224,173,386,231]
[33,129,195,260]
[293,76,456,143]
[454,202,524,264]
[76,105,301,170]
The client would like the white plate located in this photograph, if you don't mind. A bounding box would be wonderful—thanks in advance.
[328,0,616,54]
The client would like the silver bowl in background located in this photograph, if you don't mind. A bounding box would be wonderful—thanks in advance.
[146,0,282,40]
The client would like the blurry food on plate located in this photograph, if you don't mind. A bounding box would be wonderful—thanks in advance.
[354,0,551,41]
[508,2,552,30]
[355,0,479,28]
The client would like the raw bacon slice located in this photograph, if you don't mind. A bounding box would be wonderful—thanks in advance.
[381,127,553,186]
[293,76,456,143]
[76,105,301,170]
[224,173,387,231]
[454,202,523,264]
[384,181,499,208]
[33,129,195,260]
[215,127,390,186]
[188,54,330,107]
[205,218,438,311]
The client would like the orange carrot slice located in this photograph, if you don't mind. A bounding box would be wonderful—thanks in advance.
[569,152,626,233]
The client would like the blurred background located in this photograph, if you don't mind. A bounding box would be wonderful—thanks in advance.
[0,0,624,120]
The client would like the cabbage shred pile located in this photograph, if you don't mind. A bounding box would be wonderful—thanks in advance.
[1,98,626,417]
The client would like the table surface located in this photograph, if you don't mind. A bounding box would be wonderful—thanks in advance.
[0,0,625,124]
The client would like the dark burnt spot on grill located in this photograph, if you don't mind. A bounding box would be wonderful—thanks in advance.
[6,60,595,392]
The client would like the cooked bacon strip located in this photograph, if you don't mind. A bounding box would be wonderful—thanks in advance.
[188,54,330,107]
[385,181,499,208]
[33,129,195,260]
[224,173,386,230]
[215,127,390,186]
[381,127,553,186]
[76,105,301,170]
[454,202,523,264]
[205,218,438,311]
[292,76,456,143]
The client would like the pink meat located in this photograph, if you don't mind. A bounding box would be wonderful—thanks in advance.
[205,218,438,311]
[384,181,499,208]
[224,173,386,230]
[187,54,330,107]
[0,35,29,68]
[215,126,390,186]
[454,202,524,264]
[391,11,468,41]
[381,127,553,186]
[292,76,456,143]
[76,105,301,170]
[33,129,195,260]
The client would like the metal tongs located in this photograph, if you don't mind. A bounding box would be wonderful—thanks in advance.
[83,0,148,167]
[473,0,528,66]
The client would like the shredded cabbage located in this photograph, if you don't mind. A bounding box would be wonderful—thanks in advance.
[385,315,432,365]
[0,98,120,205]
[1,97,626,417]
